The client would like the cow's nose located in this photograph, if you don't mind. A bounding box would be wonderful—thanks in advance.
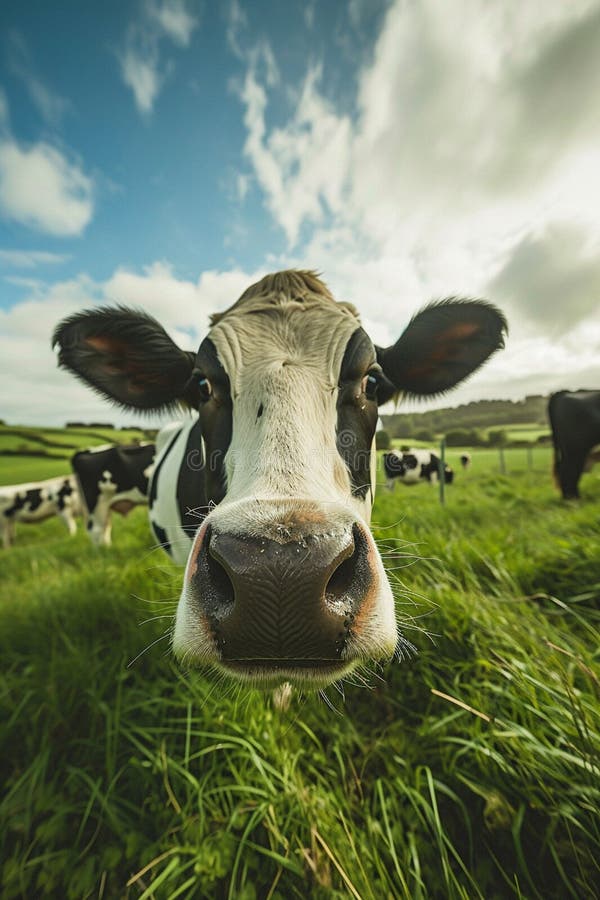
[190,523,373,668]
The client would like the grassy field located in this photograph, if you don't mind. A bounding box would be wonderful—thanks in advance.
[1,448,599,898]
[0,424,152,486]
[391,444,553,477]
[0,456,73,485]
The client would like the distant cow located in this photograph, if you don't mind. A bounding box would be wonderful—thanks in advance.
[54,268,505,691]
[0,475,81,549]
[72,443,155,545]
[383,449,454,489]
[548,390,600,499]
[460,453,471,469]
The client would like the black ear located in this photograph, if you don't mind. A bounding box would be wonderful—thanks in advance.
[52,306,196,411]
[376,298,507,399]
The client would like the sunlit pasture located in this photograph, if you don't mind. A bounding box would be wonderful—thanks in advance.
[1,442,599,899]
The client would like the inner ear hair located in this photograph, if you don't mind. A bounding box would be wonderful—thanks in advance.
[53,306,196,411]
[376,297,508,398]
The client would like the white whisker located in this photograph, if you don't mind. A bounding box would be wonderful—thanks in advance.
[127,631,171,668]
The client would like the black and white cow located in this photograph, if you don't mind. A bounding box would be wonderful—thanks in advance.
[0,475,81,549]
[71,443,155,545]
[53,270,506,690]
[383,449,454,490]
[460,453,471,469]
[548,390,600,499]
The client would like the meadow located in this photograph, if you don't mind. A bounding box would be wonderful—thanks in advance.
[1,441,599,898]
[0,424,152,486]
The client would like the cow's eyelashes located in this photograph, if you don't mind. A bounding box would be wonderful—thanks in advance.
[197,376,212,403]
[361,368,381,401]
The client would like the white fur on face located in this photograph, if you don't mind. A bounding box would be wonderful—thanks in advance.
[212,304,357,505]
[173,284,398,682]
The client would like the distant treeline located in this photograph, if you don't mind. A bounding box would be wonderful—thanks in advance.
[0,449,65,459]
[382,395,549,439]
[66,422,116,429]
[1,429,80,449]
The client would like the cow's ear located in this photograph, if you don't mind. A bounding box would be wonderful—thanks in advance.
[376,298,507,399]
[53,306,196,411]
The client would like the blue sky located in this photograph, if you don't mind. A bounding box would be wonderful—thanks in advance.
[1,0,600,424]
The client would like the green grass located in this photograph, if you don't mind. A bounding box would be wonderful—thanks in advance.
[0,425,152,486]
[1,459,599,899]
[389,444,553,477]
[502,424,550,443]
[0,456,73,485]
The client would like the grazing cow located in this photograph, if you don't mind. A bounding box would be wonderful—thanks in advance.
[71,443,155,545]
[548,390,600,499]
[53,270,506,690]
[460,453,471,469]
[0,475,81,549]
[383,449,454,490]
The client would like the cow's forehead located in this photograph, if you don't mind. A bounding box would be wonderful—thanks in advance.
[206,274,364,389]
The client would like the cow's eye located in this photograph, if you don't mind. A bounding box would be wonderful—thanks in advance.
[361,369,380,401]
[197,376,212,403]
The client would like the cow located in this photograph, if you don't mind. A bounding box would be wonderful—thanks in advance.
[71,443,155,546]
[0,475,81,549]
[53,269,506,690]
[383,449,454,490]
[548,390,600,499]
[460,453,471,469]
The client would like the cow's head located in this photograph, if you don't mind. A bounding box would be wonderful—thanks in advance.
[53,271,506,689]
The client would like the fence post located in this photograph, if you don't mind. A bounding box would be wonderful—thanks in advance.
[499,446,506,474]
[439,437,446,505]
[527,446,533,470]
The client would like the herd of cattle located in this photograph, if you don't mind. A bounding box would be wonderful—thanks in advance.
[0,443,465,549]
[2,406,599,553]
[1,271,599,690]
[4,392,597,552]
[0,443,155,550]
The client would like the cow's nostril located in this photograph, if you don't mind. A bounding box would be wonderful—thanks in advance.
[325,524,368,605]
[189,520,375,668]
[196,526,235,619]
[206,552,235,616]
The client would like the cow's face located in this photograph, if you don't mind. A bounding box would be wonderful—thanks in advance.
[54,270,507,690]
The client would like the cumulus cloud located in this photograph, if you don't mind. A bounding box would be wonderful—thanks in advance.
[0,263,263,426]
[0,139,94,236]
[104,261,258,344]
[119,0,198,114]
[234,1,600,253]
[230,0,600,409]
[3,252,600,427]
[488,225,600,335]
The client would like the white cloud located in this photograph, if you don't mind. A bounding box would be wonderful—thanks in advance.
[119,44,163,115]
[0,263,264,426]
[304,1,316,29]
[230,0,600,410]
[8,31,70,126]
[2,252,600,427]
[119,0,198,114]
[0,249,70,268]
[240,63,351,244]
[235,1,600,259]
[147,0,198,46]
[0,88,10,125]
[0,139,94,236]
[226,0,249,60]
